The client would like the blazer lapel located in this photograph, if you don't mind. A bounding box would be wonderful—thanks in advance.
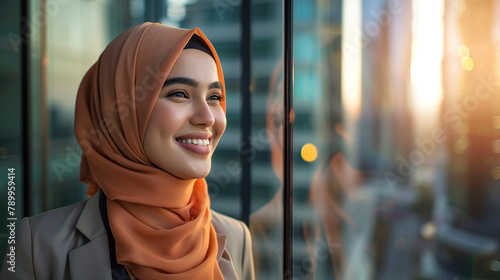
[68,192,112,280]
[216,233,239,280]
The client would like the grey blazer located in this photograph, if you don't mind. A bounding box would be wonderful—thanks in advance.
[0,191,254,280]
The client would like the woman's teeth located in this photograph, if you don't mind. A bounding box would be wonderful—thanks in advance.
[177,139,210,146]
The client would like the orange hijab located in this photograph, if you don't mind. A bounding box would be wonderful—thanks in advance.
[74,23,225,279]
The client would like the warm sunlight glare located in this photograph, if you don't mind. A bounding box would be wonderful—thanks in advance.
[342,0,362,125]
[410,0,445,123]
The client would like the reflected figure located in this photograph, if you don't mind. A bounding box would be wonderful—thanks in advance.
[249,31,385,279]
[306,129,365,279]
[249,49,367,279]
[250,59,284,280]
[303,33,369,279]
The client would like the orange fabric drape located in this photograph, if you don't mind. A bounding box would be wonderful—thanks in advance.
[74,22,225,280]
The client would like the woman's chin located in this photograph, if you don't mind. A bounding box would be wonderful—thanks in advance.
[169,168,211,180]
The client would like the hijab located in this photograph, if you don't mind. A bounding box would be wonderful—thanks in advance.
[74,22,225,280]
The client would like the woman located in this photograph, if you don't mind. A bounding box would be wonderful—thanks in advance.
[1,23,254,280]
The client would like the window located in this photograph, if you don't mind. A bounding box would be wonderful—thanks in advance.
[1,0,499,279]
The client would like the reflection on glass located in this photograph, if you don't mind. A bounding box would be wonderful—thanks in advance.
[292,0,499,279]
[250,56,284,280]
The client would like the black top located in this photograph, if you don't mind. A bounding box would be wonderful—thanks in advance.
[99,190,132,280]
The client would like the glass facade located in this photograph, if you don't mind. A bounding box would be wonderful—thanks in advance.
[0,0,24,261]
[1,0,499,279]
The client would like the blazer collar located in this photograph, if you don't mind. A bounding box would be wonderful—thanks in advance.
[215,233,238,279]
[68,192,235,279]
[75,191,106,239]
[69,191,112,280]
[212,213,238,280]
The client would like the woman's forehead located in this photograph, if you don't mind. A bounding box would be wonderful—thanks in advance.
[166,49,219,82]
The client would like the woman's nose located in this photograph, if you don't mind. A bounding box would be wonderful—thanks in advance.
[190,99,215,127]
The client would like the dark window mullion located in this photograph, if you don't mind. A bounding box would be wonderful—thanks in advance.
[40,0,49,212]
[21,0,31,217]
[283,0,293,279]
[240,0,251,226]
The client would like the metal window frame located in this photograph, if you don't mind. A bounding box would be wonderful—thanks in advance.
[283,0,294,279]
[240,0,252,226]
[240,1,294,278]
[21,0,31,217]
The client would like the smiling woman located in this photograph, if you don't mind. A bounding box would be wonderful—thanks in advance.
[0,23,254,280]
[144,48,227,180]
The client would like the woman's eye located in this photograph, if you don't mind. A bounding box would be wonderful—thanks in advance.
[207,94,223,101]
[167,91,188,98]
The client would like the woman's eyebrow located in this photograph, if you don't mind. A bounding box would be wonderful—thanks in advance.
[163,77,198,87]
[209,81,223,90]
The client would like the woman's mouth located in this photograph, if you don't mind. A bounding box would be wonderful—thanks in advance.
[176,138,210,146]
[175,137,212,154]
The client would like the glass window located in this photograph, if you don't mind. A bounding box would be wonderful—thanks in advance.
[2,0,500,279]
[291,0,500,279]
[248,0,284,279]
[0,0,23,259]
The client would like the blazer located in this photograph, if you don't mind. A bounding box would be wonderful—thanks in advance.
[0,191,254,280]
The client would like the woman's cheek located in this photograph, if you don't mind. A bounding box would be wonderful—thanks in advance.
[215,109,227,135]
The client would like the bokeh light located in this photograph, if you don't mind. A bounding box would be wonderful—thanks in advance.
[421,222,436,240]
[458,44,470,58]
[491,260,500,272]
[492,167,500,180]
[462,56,474,71]
[493,116,500,130]
[454,138,469,154]
[494,140,500,153]
[301,143,318,162]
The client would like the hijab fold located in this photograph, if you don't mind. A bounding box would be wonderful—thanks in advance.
[74,22,225,280]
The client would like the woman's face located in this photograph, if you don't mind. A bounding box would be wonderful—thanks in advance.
[143,49,226,179]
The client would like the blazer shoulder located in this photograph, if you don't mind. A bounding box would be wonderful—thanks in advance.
[1,199,92,280]
[23,199,91,262]
[211,210,247,236]
[26,199,88,232]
